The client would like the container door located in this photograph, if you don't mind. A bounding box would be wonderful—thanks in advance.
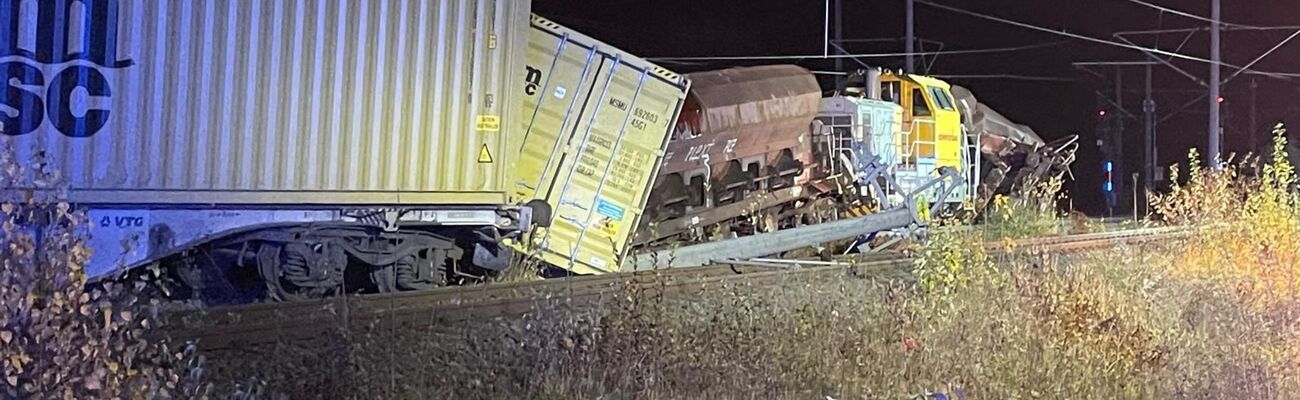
[511,17,688,275]
[513,28,603,209]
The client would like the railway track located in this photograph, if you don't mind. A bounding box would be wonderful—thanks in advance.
[164,226,1187,351]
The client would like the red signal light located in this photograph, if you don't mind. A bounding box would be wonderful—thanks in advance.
[1216,96,1225,104]
[1098,109,1106,117]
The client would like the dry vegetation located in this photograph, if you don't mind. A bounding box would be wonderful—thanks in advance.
[203,239,1300,399]
[7,128,1300,399]
[1152,124,1300,310]
[0,147,262,399]
[979,177,1068,240]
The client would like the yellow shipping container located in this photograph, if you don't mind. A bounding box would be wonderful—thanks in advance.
[511,16,689,275]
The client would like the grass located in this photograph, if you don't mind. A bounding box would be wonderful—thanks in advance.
[200,238,1300,399]
[199,130,1300,399]
[977,178,1067,241]
[1152,124,1300,310]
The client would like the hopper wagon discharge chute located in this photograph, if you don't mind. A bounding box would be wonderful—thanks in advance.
[450,67,1069,274]
[623,66,1082,268]
[7,0,688,305]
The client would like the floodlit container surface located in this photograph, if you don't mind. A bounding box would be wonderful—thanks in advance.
[511,16,688,275]
[1,0,529,205]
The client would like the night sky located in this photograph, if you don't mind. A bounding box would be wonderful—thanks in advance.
[532,0,1300,213]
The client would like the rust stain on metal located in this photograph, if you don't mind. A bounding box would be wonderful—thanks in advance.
[661,65,822,176]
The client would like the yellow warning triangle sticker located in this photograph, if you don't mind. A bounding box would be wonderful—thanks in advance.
[477,144,493,163]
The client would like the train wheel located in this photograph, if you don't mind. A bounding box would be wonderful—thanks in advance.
[400,249,449,290]
[257,242,346,302]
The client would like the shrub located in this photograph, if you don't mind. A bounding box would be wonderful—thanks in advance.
[203,236,1300,399]
[199,127,1300,398]
[981,178,1064,240]
[0,146,241,399]
[913,230,996,297]
[1152,124,1300,309]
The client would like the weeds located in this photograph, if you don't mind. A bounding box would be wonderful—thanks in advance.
[491,249,547,284]
[204,237,1300,399]
[980,178,1065,240]
[13,124,1293,398]
[1152,124,1300,309]
[912,231,995,297]
[0,145,251,398]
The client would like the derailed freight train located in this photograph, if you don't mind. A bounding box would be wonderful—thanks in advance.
[11,0,1072,301]
[6,1,687,304]
[617,65,1078,270]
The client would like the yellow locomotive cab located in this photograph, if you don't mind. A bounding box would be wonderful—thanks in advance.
[880,73,963,172]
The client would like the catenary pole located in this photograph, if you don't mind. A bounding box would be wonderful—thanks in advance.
[906,0,915,73]
[1209,0,1222,168]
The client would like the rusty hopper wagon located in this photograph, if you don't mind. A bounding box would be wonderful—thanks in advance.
[638,65,826,245]
[951,85,1079,209]
[1,0,687,304]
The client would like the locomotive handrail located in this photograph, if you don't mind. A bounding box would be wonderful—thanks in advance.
[904,166,964,221]
[900,119,939,171]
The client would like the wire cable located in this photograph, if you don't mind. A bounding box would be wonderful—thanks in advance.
[914,0,1300,79]
[930,74,1076,82]
[647,41,1066,62]
[915,0,1212,63]
[1115,26,1300,36]
[1122,0,1266,30]
[1222,28,1300,85]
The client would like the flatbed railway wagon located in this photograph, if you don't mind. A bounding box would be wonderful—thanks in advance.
[1,0,686,304]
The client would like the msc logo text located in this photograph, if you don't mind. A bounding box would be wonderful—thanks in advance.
[1,0,133,138]
[524,66,542,96]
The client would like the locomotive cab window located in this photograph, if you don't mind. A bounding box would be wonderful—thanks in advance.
[929,87,955,111]
[882,81,901,105]
[911,88,932,117]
